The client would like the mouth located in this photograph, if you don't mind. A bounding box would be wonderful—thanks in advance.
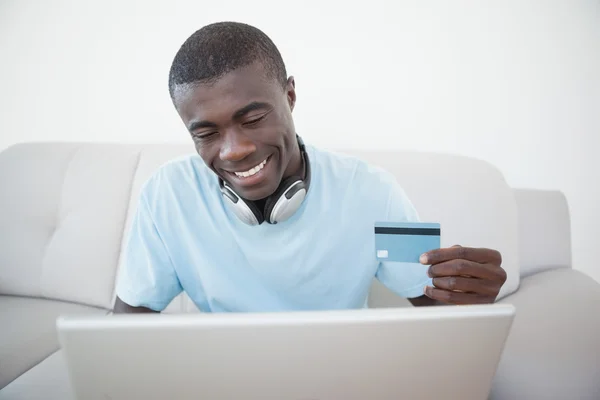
[232,157,269,178]
[224,155,273,189]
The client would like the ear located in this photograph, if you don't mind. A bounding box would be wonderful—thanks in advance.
[286,76,296,111]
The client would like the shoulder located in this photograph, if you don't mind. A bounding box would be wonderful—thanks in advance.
[308,144,418,221]
[307,144,399,192]
[137,153,214,205]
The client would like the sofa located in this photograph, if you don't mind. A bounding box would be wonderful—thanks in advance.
[1,142,599,399]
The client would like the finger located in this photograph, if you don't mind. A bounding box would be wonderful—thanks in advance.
[432,276,500,297]
[428,259,505,281]
[421,246,501,265]
[424,286,493,305]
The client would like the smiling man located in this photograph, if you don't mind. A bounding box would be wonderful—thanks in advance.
[113,21,507,314]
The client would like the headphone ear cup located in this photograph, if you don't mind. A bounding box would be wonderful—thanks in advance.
[220,181,264,225]
[263,177,307,224]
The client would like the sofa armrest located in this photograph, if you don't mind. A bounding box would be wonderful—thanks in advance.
[513,189,572,277]
[493,268,600,399]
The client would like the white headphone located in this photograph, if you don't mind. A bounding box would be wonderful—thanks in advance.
[219,135,311,225]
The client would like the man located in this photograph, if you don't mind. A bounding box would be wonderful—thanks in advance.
[113,21,506,313]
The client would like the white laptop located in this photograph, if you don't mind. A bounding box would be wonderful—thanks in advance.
[56,304,515,400]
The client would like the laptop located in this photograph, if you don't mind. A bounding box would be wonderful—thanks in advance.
[56,304,515,400]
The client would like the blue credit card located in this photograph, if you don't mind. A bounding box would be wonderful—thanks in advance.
[374,222,441,263]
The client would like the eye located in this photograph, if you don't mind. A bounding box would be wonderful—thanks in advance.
[193,131,218,141]
[243,115,266,126]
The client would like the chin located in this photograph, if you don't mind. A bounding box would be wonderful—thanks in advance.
[236,183,278,202]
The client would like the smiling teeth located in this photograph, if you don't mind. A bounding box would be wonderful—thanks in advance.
[234,158,268,178]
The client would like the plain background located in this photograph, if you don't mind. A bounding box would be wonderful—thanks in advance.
[1,0,598,283]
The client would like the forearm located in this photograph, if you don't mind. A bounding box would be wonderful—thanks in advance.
[408,295,444,307]
[113,296,159,313]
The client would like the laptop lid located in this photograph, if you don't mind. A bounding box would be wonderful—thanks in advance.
[57,304,515,400]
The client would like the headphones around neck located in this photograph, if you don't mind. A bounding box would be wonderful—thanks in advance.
[219,135,311,225]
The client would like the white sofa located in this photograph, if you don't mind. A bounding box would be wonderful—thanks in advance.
[1,142,599,399]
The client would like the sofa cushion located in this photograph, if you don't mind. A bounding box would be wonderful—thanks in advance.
[0,143,141,309]
[493,268,600,399]
[0,351,73,400]
[0,296,106,389]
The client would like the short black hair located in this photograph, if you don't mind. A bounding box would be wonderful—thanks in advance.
[168,21,287,99]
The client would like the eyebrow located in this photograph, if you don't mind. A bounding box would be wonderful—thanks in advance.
[232,101,271,120]
[187,101,272,132]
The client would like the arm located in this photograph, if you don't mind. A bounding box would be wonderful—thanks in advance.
[113,190,183,313]
[113,296,158,313]
[375,176,434,300]
[408,295,442,307]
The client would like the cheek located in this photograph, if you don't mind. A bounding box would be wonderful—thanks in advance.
[269,109,294,139]
[194,143,216,166]
[193,141,204,156]
[277,106,294,127]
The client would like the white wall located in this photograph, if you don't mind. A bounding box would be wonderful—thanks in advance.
[1,0,599,282]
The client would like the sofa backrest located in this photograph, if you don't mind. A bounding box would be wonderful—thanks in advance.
[513,189,572,277]
[0,142,521,311]
[0,143,140,309]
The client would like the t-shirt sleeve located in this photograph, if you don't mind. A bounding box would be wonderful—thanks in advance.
[115,192,183,311]
[375,178,433,298]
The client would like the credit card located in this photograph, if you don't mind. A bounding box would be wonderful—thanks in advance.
[374,222,441,263]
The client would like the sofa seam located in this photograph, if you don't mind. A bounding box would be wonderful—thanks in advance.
[39,145,82,300]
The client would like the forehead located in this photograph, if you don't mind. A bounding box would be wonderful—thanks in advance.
[173,63,282,125]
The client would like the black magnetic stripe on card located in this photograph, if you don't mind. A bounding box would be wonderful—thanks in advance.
[374,227,441,236]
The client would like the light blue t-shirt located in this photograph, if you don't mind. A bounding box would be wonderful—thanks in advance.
[115,144,432,312]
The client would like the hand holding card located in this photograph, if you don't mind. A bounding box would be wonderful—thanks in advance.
[375,221,507,305]
[420,245,507,305]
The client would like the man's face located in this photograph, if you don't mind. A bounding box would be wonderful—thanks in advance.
[172,62,300,201]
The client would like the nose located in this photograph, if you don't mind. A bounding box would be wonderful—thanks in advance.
[219,131,256,162]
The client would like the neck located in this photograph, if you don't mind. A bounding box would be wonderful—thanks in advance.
[282,140,304,181]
